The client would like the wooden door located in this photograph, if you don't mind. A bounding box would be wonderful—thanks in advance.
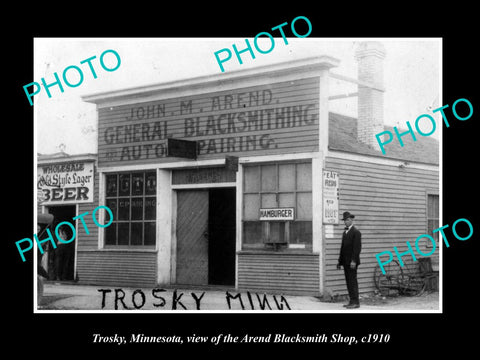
[176,190,209,285]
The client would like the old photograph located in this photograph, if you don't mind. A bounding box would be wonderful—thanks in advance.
[33,37,441,312]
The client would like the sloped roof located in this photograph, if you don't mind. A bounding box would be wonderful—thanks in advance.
[37,151,70,161]
[37,152,97,164]
[328,112,439,165]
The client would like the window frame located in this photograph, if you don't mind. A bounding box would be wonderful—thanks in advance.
[425,190,439,249]
[103,170,157,249]
[242,160,313,251]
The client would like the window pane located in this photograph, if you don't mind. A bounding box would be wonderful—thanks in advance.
[118,223,130,245]
[131,223,143,245]
[427,194,439,219]
[433,195,439,218]
[132,173,144,195]
[261,193,277,208]
[145,197,156,220]
[279,164,295,191]
[106,174,117,197]
[261,165,277,191]
[269,222,285,243]
[290,221,312,245]
[296,163,312,191]
[118,198,130,220]
[429,219,439,242]
[144,222,156,245]
[243,221,263,244]
[427,195,433,217]
[145,172,156,195]
[131,198,143,220]
[105,223,117,245]
[244,166,260,192]
[106,199,117,220]
[119,174,130,196]
[278,193,295,208]
[244,194,260,220]
[297,192,312,220]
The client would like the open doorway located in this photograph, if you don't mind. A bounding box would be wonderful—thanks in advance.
[208,188,236,286]
[46,205,76,281]
[175,188,236,287]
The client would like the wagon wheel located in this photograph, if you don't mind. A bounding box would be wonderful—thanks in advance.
[399,274,426,296]
[374,260,403,296]
[398,262,427,296]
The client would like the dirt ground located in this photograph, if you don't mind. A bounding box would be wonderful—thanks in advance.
[352,291,439,310]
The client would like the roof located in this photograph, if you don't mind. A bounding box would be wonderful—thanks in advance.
[82,56,340,106]
[328,112,439,165]
[37,152,97,164]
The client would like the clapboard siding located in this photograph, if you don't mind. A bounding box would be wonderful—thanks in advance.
[324,156,439,296]
[237,253,319,295]
[97,77,320,167]
[76,251,157,287]
[76,165,100,251]
[97,78,320,124]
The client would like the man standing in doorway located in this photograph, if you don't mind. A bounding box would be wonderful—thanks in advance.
[54,226,70,281]
[337,211,362,309]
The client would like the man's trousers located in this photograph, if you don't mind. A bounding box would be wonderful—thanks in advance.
[343,265,359,304]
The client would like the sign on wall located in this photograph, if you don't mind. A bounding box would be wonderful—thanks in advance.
[259,208,295,221]
[98,77,320,166]
[323,170,339,224]
[37,161,95,205]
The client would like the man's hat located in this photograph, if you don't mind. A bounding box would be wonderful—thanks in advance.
[341,211,355,220]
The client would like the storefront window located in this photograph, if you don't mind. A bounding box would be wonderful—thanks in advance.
[242,161,312,250]
[105,171,156,247]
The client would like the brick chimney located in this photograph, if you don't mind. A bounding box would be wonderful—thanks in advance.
[355,41,386,149]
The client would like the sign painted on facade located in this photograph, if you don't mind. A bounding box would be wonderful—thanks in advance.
[259,208,295,221]
[322,170,339,224]
[98,77,320,166]
[172,167,236,185]
[37,161,94,204]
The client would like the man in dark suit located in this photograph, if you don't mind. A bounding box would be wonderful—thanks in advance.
[337,211,362,309]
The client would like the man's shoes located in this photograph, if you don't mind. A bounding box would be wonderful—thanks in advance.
[345,303,360,309]
[343,303,351,307]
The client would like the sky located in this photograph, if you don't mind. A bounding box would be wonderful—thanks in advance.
[34,38,441,155]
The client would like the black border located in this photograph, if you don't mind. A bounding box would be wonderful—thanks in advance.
[6,5,479,355]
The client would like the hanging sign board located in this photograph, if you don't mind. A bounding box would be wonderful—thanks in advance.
[323,170,339,224]
[259,208,295,221]
[225,155,239,172]
[37,161,95,205]
[167,138,197,159]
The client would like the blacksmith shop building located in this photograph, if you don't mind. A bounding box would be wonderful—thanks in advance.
[39,42,439,297]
